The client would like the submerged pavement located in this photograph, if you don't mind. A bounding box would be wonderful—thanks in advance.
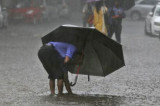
[0,19,160,106]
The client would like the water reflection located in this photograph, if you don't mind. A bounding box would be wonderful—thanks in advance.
[39,92,126,106]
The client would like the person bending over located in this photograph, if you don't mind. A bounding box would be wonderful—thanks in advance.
[38,42,77,95]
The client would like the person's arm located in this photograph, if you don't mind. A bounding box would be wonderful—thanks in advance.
[64,56,70,63]
[121,11,126,18]
[112,8,125,19]
[64,44,76,63]
[112,15,121,18]
[119,8,126,18]
[82,4,86,13]
[104,6,108,13]
[112,14,125,19]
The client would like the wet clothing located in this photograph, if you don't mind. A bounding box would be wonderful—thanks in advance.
[38,42,76,80]
[93,6,109,36]
[48,42,76,59]
[111,7,125,24]
[108,23,122,43]
[108,6,125,43]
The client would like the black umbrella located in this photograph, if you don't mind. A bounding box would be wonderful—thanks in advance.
[120,0,135,10]
[105,0,135,10]
[41,25,125,84]
[86,0,135,10]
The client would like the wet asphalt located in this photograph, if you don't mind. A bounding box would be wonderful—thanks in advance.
[0,18,160,106]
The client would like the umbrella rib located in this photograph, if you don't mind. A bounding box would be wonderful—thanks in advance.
[91,41,105,76]
[92,40,125,76]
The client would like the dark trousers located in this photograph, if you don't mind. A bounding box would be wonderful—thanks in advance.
[108,23,122,43]
[38,45,67,80]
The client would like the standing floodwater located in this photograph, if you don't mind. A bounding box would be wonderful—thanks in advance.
[1,0,160,106]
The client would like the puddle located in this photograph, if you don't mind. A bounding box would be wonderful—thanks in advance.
[37,92,126,106]
[36,91,160,106]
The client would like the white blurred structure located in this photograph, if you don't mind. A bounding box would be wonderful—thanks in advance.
[126,0,159,20]
[145,3,160,36]
[0,5,8,28]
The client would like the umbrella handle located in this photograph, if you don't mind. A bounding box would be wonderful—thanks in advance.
[70,50,84,87]
[70,76,78,87]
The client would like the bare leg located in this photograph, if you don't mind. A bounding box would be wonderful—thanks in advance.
[57,79,63,95]
[49,79,55,95]
[63,72,72,94]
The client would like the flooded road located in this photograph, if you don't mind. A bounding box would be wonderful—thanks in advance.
[0,19,160,106]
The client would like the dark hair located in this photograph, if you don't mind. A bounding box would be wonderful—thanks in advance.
[95,1,103,13]
[114,0,120,7]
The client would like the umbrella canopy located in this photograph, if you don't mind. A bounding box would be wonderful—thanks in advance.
[41,25,125,77]
[106,0,135,10]
[88,0,135,10]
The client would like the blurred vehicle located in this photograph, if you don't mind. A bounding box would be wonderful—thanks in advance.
[145,3,160,37]
[41,0,69,20]
[9,0,44,24]
[126,0,159,20]
[0,5,8,28]
[56,0,69,17]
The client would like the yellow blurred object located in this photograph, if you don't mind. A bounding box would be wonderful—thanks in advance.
[93,6,108,36]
